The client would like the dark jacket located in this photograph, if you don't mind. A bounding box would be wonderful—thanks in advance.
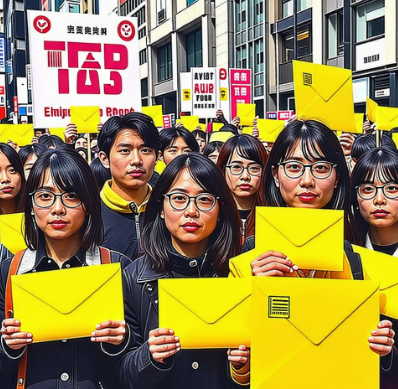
[119,251,242,389]
[0,244,133,389]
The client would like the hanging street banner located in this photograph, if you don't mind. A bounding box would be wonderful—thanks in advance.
[27,10,141,128]
[230,69,252,120]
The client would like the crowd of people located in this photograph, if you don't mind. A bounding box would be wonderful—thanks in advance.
[0,109,396,388]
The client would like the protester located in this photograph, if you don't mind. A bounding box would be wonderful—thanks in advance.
[98,112,160,259]
[90,157,111,192]
[351,133,395,165]
[202,141,223,163]
[217,135,267,238]
[75,135,88,149]
[38,135,64,149]
[119,153,242,389]
[76,147,89,161]
[191,129,206,153]
[0,147,132,389]
[18,144,47,180]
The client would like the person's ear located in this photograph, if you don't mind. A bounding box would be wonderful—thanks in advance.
[160,210,164,219]
[99,151,110,169]
[334,174,340,189]
[271,166,280,188]
[158,151,164,162]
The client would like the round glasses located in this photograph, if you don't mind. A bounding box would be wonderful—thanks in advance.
[356,183,398,200]
[30,190,82,208]
[225,164,262,176]
[277,161,336,179]
[164,193,219,211]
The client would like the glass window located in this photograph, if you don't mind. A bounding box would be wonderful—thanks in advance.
[254,39,264,73]
[297,24,311,58]
[187,0,197,5]
[282,0,293,18]
[236,47,242,68]
[157,43,172,83]
[186,29,202,71]
[281,31,293,62]
[327,11,344,58]
[297,0,312,12]
[255,0,263,25]
[357,0,385,42]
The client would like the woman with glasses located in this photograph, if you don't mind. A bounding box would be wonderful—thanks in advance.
[119,153,243,389]
[0,148,132,389]
[217,135,268,239]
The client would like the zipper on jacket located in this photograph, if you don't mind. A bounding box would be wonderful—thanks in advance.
[135,214,141,251]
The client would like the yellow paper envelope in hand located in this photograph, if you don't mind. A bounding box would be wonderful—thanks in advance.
[209,131,235,143]
[159,278,251,348]
[376,106,398,131]
[293,60,356,133]
[212,123,224,132]
[0,213,26,254]
[255,207,344,271]
[251,277,379,389]
[237,104,256,126]
[49,128,66,140]
[353,245,398,319]
[0,124,34,146]
[177,116,199,131]
[241,127,253,135]
[229,249,257,278]
[257,119,285,142]
[367,98,378,123]
[12,263,124,343]
[70,106,101,134]
[355,113,365,134]
[142,105,164,128]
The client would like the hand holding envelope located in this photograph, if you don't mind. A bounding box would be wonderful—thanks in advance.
[237,104,256,126]
[70,106,101,134]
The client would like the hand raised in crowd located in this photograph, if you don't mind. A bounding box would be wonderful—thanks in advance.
[368,320,395,357]
[91,320,126,346]
[231,116,240,128]
[228,345,250,370]
[148,328,181,364]
[252,116,259,137]
[64,123,78,144]
[31,136,39,144]
[175,121,184,129]
[97,123,103,132]
[339,132,356,156]
[216,109,224,119]
[251,251,298,277]
[1,318,32,350]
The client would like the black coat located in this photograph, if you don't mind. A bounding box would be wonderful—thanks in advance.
[119,254,242,389]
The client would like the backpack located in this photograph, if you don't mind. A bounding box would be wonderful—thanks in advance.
[344,240,364,280]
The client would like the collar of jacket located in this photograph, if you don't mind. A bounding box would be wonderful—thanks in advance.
[100,180,152,214]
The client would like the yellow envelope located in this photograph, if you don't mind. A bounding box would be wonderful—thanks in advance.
[142,105,164,128]
[255,207,344,271]
[212,123,224,132]
[367,98,378,123]
[257,119,285,142]
[237,104,256,126]
[0,124,34,146]
[355,113,364,134]
[229,249,257,278]
[70,106,101,134]
[241,127,253,135]
[293,60,356,133]
[353,245,398,319]
[12,263,124,343]
[176,116,199,131]
[209,131,235,143]
[376,106,398,131]
[155,160,166,175]
[251,277,379,389]
[197,123,206,132]
[0,213,26,254]
[392,133,398,149]
[159,278,251,348]
[49,128,66,140]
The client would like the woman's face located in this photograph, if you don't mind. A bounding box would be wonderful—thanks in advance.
[162,137,192,165]
[0,152,22,202]
[24,154,38,180]
[358,176,398,230]
[162,168,219,252]
[75,138,87,149]
[208,150,220,164]
[272,141,339,209]
[225,150,262,202]
[32,168,87,243]
[195,135,206,153]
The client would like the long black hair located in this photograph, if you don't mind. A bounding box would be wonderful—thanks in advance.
[24,148,103,250]
[19,143,47,166]
[141,153,241,276]
[159,127,199,155]
[264,120,349,212]
[350,146,398,246]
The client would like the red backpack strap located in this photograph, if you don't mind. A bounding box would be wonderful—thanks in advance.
[99,247,111,264]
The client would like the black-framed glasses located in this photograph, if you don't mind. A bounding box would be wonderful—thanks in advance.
[277,161,337,179]
[225,164,263,176]
[163,192,219,211]
[30,190,82,208]
[356,183,398,200]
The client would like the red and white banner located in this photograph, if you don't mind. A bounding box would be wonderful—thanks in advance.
[278,110,295,121]
[230,69,252,120]
[28,10,141,128]
[191,68,217,119]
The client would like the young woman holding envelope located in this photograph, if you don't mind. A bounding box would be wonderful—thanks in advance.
[0,148,132,389]
[217,135,268,239]
[119,153,244,389]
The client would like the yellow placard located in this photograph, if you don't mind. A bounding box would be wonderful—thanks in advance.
[0,124,34,146]
[142,105,164,128]
[0,213,26,254]
[70,106,101,134]
[376,106,398,131]
[237,104,256,126]
[183,89,191,101]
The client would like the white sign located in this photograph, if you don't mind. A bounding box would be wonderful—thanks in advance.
[356,39,385,72]
[28,10,141,127]
[0,38,5,73]
[191,67,217,118]
[17,77,28,105]
[26,65,32,90]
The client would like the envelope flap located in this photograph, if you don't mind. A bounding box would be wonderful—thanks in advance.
[377,106,398,122]
[256,207,344,247]
[293,60,352,102]
[0,213,24,235]
[71,106,100,122]
[12,263,121,314]
[257,119,285,134]
[254,277,379,346]
[159,278,251,324]
[12,125,33,136]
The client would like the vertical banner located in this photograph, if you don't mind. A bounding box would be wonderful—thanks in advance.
[191,67,217,119]
[180,72,192,114]
[218,67,230,122]
[27,10,141,128]
[230,69,252,120]
[0,38,5,73]
[0,74,6,120]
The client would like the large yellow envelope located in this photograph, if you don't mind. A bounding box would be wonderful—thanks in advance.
[293,60,356,133]
[0,213,26,254]
[155,160,166,174]
[70,106,101,134]
[12,263,124,343]
[209,131,235,143]
[142,105,164,128]
[367,98,378,123]
[49,128,66,140]
[158,278,251,348]
[212,123,224,132]
[241,127,253,136]
[229,249,257,278]
[376,106,398,131]
[355,113,365,134]
[255,207,344,271]
[353,245,398,319]
[237,104,256,126]
[251,277,379,389]
[257,119,285,142]
[0,124,34,146]
[176,116,199,131]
